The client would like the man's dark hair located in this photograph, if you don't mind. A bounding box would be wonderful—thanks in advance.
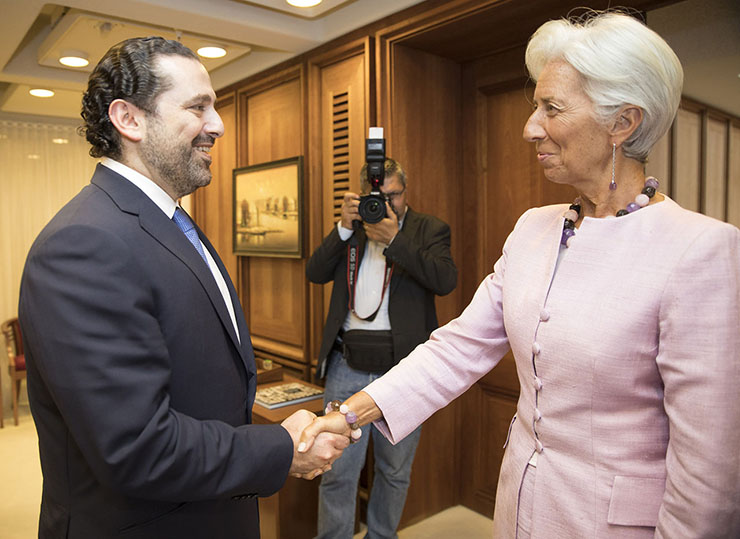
[79,37,198,159]
[360,158,407,193]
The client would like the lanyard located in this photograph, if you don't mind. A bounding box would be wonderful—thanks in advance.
[346,238,393,322]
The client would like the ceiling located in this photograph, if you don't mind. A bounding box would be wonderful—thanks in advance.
[0,0,737,121]
[0,0,425,120]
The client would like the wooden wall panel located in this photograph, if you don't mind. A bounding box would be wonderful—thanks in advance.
[646,129,671,197]
[673,108,702,211]
[456,52,573,518]
[482,85,573,271]
[242,79,307,357]
[460,382,518,516]
[703,116,728,220]
[386,43,463,527]
[193,93,238,279]
[316,53,368,329]
[728,124,740,228]
[306,40,371,370]
[247,79,303,165]
[390,44,463,326]
[319,54,367,237]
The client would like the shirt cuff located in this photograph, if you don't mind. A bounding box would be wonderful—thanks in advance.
[337,221,354,241]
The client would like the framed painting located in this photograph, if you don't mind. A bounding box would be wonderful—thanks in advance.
[232,156,303,258]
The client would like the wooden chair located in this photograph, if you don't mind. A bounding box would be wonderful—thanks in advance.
[1,318,27,426]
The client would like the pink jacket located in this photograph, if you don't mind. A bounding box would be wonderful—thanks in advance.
[364,197,740,538]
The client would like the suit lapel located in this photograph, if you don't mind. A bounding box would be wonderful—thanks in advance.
[198,228,254,374]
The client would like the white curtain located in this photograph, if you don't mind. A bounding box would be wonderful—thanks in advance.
[0,119,97,414]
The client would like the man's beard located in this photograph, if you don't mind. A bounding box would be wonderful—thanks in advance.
[141,119,213,199]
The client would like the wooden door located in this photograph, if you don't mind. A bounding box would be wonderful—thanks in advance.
[458,62,574,516]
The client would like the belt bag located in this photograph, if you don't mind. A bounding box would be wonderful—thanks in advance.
[342,329,395,374]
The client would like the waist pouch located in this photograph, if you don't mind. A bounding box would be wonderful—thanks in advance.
[342,329,395,374]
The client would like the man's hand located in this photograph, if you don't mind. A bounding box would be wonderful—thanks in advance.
[364,201,398,245]
[340,192,361,230]
[281,409,349,480]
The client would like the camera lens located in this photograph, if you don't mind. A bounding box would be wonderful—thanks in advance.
[358,194,387,224]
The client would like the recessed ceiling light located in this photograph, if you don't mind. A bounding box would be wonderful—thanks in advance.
[29,89,55,98]
[27,154,42,160]
[197,46,227,59]
[52,138,69,144]
[60,57,88,67]
[59,52,89,68]
[287,0,322,7]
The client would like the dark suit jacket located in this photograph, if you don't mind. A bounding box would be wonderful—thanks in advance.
[306,208,457,378]
[19,164,293,538]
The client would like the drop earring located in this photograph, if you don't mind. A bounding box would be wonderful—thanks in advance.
[609,143,617,191]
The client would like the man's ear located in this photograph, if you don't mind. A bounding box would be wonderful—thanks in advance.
[609,105,643,147]
[108,99,145,143]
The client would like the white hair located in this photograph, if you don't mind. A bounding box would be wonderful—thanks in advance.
[525,11,683,162]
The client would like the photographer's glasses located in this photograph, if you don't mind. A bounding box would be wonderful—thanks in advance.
[384,188,406,201]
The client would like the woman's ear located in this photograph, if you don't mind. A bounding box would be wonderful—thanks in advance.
[610,105,643,146]
[108,99,145,143]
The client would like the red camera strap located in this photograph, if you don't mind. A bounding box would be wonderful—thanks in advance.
[346,241,393,322]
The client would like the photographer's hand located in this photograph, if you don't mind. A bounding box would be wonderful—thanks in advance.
[340,192,361,229]
[364,201,398,245]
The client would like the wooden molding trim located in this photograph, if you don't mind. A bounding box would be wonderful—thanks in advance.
[251,335,305,362]
[681,95,740,121]
[236,64,303,99]
[478,76,529,97]
[308,36,369,69]
[216,92,235,108]
[375,0,500,44]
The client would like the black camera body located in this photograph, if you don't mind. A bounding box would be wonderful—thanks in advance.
[358,127,387,224]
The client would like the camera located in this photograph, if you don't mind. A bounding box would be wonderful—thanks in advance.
[358,127,387,224]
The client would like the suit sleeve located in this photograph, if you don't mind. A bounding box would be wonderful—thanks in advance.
[383,216,457,296]
[20,224,293,502]
[655,224,740,537]
[306,225,347,284]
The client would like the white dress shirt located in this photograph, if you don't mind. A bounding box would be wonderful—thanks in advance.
[337,216,404,332]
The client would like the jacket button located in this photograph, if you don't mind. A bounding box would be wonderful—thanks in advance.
[534,408,542,422]
[533,376,543,391]
[532,342,541,355]
[535,439,544,453]
[539,309,550,321]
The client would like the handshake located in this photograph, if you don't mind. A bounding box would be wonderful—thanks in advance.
[281,397,369,480]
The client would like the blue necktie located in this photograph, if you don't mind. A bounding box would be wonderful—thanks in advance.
[172,207,208,264]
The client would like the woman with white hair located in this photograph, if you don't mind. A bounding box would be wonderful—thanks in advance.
[300,11,740,537]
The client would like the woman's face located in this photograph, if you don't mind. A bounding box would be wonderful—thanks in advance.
[523,61,612,189]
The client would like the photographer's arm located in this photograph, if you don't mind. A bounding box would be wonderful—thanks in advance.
[305,192,360,284]
[383,216,457,296]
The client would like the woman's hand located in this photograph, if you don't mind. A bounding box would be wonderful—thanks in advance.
[282,409,349,479]
[297,412,351,454]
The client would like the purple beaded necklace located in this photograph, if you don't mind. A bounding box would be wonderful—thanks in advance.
[561,176,660,248]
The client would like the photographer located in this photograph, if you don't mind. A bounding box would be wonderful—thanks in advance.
[306,157,457,538]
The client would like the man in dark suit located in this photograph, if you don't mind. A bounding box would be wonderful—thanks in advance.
[19,37,347,539]
[306,158,457,538]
